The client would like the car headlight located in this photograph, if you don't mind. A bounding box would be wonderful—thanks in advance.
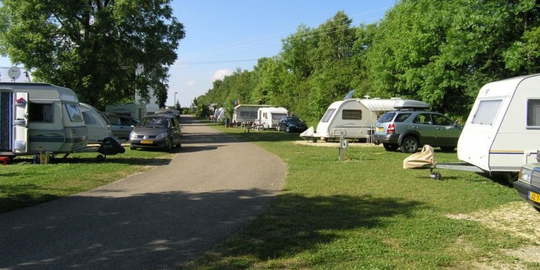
[130,131,138,139]
[519,167,533,184]
[156,132,168,140]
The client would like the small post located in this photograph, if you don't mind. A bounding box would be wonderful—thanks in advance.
[339,135,344,161]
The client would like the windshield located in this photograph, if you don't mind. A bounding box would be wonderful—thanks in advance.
[64,103,83,123]
[321,109,335,123]
[288,118,303,124]
[140,117,169,128]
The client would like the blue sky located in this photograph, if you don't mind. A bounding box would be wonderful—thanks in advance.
[0,0,398,107]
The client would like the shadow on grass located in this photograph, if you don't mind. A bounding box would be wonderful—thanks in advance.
[0,184,62,213]
[0,189,424,270]
[10,156,173,166]
[190,193,424,268]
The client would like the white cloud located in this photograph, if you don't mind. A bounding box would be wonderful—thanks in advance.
[186,80,196,87]
[212,69,232,81]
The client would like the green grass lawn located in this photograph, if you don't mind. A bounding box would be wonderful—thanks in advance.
[1,122,536,269]
[0,149,172,213]
[187,125,532,270]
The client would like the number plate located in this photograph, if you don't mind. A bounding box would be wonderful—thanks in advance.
[377,127,384,132]
[529,191,540,203]
[140,140,153,144]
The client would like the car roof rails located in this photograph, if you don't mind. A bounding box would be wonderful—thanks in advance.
[393,100,430,111]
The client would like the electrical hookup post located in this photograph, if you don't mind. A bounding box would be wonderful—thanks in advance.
[339,135,348,161]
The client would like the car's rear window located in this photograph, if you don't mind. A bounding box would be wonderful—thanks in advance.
[394,113,412,122]
[378,112,396,123]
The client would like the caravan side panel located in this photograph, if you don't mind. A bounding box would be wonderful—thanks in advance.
[458,75,540,172]
[489,76,540,171]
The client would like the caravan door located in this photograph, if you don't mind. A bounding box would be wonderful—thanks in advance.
[13,92,29,154]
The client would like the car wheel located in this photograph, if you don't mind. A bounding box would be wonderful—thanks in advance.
[286,126,291,133]
[401,136,419,153]
[383,143,398,151]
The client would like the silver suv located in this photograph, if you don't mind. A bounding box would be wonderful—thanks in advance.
[373,110,462,153]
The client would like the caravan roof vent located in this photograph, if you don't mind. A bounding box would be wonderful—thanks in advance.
[393,100,430,110]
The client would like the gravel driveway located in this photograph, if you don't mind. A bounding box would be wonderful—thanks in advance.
[0,115,286,270]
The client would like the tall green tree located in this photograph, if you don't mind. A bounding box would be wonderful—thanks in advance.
[0,0,185,109]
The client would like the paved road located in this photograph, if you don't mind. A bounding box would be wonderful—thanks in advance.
[0,115,286,270]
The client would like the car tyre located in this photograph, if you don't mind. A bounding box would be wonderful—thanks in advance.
[401,136,419,153]
[383,143,398,151]
[286,126,291,133]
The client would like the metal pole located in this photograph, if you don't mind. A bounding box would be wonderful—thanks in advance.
[174,92,178,106]
[339,135,344,161]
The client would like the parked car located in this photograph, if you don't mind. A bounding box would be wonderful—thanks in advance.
[276,117,308,133]
[155,108,181,120]
[129,114,182,152]
[104,113,138,140]
[373,110,462,153]
[515,162,540,212]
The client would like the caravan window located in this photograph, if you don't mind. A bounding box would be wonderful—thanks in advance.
[64,103,83,123]
[527,99,540,127]
[321,109,335,123]
[342,109,362,120]
[29,102,54,123]
[82,112,96,124]
[472,100,501,125]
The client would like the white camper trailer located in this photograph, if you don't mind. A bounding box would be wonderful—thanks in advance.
[80,103,114,144]
[457,74,540,175]
[312,99,402,141]
[0,83,125,161]
[0,83,87,157]
[105,103,146,121]
[232,104,272,126]
[257,107,288,129]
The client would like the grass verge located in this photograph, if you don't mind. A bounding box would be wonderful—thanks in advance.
[186,125,536,270]
[0,149,172,213]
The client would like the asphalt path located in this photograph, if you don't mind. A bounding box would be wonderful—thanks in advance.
[0,115,286,270]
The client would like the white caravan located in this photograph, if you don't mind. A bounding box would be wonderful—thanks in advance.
[457,74,540,176]
[257,107,288,129]
[312,98,402,141]
[80,103,114,144]
[0,83,88,157]
[232,104,272,125]
[213,107,225,122]
[105,103,147,121]
[0,83,124,160]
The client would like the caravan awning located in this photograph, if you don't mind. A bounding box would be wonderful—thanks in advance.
[358,99,401,112]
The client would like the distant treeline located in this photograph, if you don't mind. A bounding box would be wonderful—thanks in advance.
[194,0,540,123]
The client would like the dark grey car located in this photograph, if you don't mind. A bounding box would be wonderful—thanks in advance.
[373,110,462,153]
[129,114,182,152]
